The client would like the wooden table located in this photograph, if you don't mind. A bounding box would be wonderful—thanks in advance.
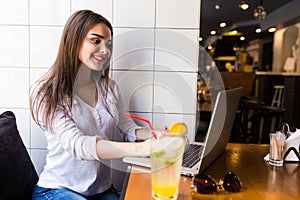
[123,143,300,200]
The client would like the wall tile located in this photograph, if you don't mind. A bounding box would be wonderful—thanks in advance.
[127,112,153,128]
[153,71,197,114]
[30,68,50,85]
[30,26,63,68]
[29,69,48,149]
[0,68,29,108]
[112,28,155,71]
[0,26,29,67]
[30,149,47,176]
[30,0,70,25]
[71,0,113,22]
[155,29,199,72]
[112,71,153,113]
[31,121,47,149]
[153,113,196,142]
[156,0,200,28]
[0,0,28,24]
[14,109,31,148]
[113,0,155,27]
[0,108,30,148]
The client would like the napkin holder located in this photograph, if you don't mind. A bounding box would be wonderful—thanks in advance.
[283,129,300,163]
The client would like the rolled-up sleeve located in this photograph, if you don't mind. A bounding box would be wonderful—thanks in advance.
[51,110,101,161]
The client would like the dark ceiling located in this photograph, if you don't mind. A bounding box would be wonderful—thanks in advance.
[200,0,298,47]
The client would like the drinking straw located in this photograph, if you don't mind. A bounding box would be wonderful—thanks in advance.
[123,113,157,139]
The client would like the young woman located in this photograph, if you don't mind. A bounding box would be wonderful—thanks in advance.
[30,10,159,200]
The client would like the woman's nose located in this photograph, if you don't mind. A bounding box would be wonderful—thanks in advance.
[99,43,108,54]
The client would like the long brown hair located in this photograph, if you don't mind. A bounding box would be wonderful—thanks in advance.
[30,10,113,129]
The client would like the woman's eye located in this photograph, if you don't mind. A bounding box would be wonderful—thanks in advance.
[92,38,100,44]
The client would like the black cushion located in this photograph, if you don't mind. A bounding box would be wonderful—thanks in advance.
[0,111,38,200]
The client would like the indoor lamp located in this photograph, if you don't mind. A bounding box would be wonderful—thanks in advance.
[239,0,249,10]
[253,0,267,20]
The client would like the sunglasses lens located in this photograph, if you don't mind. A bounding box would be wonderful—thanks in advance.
[223,172,242,192]
[193,174,217,194]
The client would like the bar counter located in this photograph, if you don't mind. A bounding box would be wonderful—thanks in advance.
[123,143,300,200]
[255,71,300,127]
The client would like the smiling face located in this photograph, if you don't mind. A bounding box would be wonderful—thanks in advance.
[79,23,112,71]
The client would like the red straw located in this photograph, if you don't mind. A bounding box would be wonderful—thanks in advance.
[123,113,157,139]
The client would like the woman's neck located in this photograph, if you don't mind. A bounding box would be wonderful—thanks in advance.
[74,65,99,107]
[76,65,95,87]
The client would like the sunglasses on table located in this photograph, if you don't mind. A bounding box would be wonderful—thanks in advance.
[192,172,242,194]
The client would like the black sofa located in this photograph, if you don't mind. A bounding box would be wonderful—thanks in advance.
[0,111,38,200]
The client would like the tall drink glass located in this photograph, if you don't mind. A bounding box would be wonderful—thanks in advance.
[269,132,285,166]
[150,133,186,200]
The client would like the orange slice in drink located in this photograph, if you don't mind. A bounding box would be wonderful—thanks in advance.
[168,122,188,135]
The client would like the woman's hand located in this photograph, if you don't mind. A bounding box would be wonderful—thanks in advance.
[159,126,168,135]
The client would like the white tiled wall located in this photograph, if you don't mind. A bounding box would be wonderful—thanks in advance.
[112,28,155,71]
[0,0,200,175]
[0,0,28,25]
[156,0,200,28]
[113,0,156,27]
[30,26,63,68]
[0,26,29,67]
[29,0,70,25]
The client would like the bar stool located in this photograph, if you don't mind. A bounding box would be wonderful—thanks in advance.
[271,85,284,108]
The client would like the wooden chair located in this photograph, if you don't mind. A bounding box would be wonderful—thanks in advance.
[249,108,285,144]
[231,98,285,144]
[231,98,265,142]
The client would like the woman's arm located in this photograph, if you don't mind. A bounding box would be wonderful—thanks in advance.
[96,138,150,159]
[96,127,170,159]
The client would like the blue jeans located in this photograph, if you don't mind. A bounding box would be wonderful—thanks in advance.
[32,185,119,200]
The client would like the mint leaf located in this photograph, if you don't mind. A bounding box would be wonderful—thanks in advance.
[153,150,166,158]
[164,160,175,166]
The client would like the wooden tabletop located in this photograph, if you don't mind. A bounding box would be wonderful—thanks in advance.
[124,143,300,200]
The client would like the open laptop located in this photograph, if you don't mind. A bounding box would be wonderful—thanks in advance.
[123,87,242,176]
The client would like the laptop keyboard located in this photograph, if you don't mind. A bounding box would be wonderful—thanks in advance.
[182,144,204,168]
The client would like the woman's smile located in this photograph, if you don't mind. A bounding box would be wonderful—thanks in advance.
[91,53,107,65]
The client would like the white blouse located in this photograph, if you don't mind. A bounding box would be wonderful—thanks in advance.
[32,78,141,196]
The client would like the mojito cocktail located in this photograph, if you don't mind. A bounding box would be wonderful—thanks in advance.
[151,134,186,199]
